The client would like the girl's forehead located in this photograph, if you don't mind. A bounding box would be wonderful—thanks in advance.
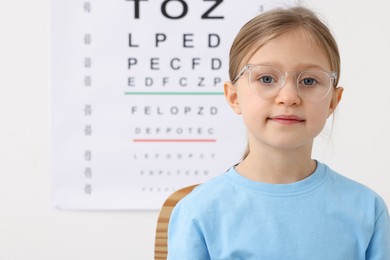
[247,29,331,71]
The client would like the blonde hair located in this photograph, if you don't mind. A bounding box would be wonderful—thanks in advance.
[228,6,341,161]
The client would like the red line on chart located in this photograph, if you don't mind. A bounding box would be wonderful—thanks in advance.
[133,139,217,143]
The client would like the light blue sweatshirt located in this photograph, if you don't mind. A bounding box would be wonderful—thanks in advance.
[168,161,390,259]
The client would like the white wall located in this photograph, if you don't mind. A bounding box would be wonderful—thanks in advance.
[0,0,389,259]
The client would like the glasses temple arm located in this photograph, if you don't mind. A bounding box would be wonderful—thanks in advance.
[231,64,252,84]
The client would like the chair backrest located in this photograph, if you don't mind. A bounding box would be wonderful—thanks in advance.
[154,184,199,260]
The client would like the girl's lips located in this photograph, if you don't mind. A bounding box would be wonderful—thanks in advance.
[268,115,305,125]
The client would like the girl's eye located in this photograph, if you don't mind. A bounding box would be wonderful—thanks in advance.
[259,75,275,84]
[301,77,317,86]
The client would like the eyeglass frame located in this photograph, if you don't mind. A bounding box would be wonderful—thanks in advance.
[231,64,338,100]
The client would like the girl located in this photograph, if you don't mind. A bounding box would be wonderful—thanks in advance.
[168,6,390,259]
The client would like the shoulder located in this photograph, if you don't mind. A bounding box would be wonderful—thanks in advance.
[171,169,235,217]
[324,163,388,215]
[178,171,232,203]
[325,164,380,197]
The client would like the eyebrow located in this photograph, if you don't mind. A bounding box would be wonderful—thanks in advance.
[254,62,330,72]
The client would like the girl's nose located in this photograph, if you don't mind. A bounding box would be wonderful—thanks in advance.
[274,75,301,106]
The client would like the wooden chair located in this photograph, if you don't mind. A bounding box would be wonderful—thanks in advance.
[154,184,199,260]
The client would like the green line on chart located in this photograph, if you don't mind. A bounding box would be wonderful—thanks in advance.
[124,92,224,95]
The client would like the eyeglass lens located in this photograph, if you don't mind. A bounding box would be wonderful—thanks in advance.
[249,65,333,100]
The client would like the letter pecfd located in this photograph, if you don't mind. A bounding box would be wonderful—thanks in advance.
[211,58,221,70]
[127,57,221,70]
[128,58,137,69]
[130,106,218,116]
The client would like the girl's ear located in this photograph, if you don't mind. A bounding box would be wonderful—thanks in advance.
[224,81,241,114]
[328,87,344,117]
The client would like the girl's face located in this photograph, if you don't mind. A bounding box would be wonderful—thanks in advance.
[225,29,343,152]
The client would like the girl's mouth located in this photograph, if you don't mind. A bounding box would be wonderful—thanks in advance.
[268,115,305,125]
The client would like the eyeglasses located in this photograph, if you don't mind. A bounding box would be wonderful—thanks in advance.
[231,64,337,101]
